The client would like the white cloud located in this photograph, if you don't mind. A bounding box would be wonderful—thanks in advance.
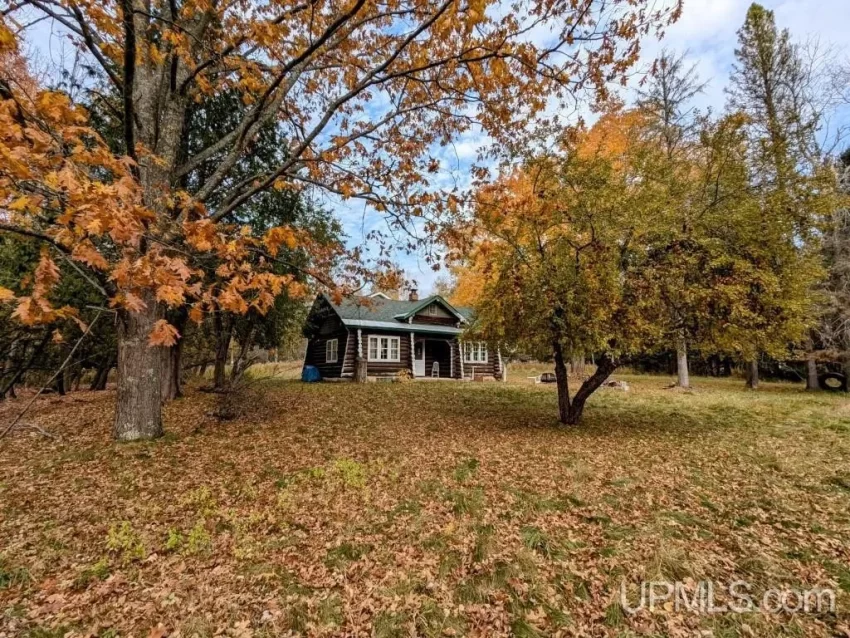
[634,0,850,115]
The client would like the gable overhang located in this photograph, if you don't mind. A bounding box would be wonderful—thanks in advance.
[341,319,463,336]
[303,294,346,337]
[393,295,468,323]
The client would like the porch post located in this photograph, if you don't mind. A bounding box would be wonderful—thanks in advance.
[449,341,454,379]
[410,332,415,376]
[354,328,368,383]
[497,345,506,382]
[459,340,464,380]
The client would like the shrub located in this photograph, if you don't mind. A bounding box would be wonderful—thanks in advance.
[106,522,145,563]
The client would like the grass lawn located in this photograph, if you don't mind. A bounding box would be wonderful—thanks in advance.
[1,373,849,637]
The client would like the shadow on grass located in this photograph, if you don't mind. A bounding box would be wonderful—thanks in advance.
[243,377,795,442]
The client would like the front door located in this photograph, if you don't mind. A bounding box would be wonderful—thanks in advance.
[413,341,425,377]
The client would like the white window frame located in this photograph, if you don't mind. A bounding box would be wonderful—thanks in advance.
[463,341,488,363]
[426,303,438,315]
[367,335,400,362]
[325,338,338,363]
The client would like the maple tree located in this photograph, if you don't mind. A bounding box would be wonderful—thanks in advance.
[452,103,822,423]
[0,0,679,440]
[451,115,664,424]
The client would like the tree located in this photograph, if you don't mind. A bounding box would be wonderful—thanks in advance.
[0,0,680,440]
[635,50,706,388]
[818,150,850,379]
[456,113,666,424]
[671,113,818,376]
[454,108,819,424]
[727,3,832,388]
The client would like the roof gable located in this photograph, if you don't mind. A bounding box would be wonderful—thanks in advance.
[318,293,474,328]
[393,295,467,323]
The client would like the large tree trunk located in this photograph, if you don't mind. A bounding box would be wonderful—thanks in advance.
[114,297,163,441]
[552,338,618,425]
[745,358,759,389]
[676,335,690,388]
[160,347,179,401]
[566,355,618,424]
[111,26,190,438]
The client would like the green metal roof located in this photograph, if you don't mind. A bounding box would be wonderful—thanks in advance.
[392,294,468,322]
[324,294,474,325]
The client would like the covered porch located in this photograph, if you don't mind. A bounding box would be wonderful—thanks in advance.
[411,336,456,379]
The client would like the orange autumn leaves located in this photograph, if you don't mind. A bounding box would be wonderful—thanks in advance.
[449,110,655,343]
[9,249,85,329]
[0,22,308,344]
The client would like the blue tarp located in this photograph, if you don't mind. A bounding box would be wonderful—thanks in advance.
[301,365,321,382]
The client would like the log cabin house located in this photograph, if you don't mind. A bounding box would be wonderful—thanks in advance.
[302,290,504,381]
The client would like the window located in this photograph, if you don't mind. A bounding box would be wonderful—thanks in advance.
[325,338,338,363]
[368,336,400,362]
[463,342,488,363]
[426,304,437,315]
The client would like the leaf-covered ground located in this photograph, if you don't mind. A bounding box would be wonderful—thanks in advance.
[1,373,849,637]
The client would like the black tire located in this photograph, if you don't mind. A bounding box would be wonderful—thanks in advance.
[818,372,847,392]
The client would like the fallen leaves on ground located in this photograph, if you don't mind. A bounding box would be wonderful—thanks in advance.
[1,374,849,637]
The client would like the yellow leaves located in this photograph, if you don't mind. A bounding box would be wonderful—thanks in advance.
[338,181,354,199]
[148,43,166,65]
[0,286,14,303]
[217,286,249,314]
[10,295,80,327]
[272,178,295,191]
[263,226,298,257]
[148,319,181,347]
[8,195,43,212]
[184,219,218,252]
[189,304,205,324]
[577,109,647,161]
[34,249,60,299]
[35,91,86,126]
[111,292,147,313]
[71,241,110,271]
[0,19,17,52]
[489,57,509,81]
[11,296,38,325]
[155,285,186,307]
